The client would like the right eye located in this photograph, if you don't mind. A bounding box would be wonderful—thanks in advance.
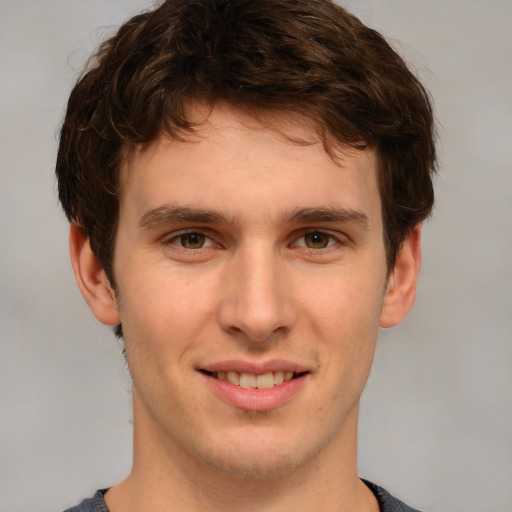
[172,232,209,249]
[160,229,224,262]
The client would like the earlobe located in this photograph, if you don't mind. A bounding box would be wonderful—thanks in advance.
[379,224,422,328]
[69,223,121,326]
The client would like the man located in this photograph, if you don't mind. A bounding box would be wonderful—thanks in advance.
[56,0,435,510]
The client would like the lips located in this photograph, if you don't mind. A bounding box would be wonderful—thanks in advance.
[199,362,310,411]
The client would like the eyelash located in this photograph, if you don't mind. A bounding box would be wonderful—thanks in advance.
[164,230,218,251]
[289,230,342,251]
[162,229,346,255]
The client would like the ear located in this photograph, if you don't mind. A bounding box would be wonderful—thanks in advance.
[69,223,121,326]
[379,224,422,328]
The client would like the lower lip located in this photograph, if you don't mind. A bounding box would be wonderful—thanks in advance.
[202,373,309,411]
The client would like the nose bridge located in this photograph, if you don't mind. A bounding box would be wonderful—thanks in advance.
[217,241,295,342]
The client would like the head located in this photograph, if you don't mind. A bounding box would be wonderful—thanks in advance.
[57,0,437,486]
[56,0,436,288]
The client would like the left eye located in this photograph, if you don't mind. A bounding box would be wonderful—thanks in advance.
[295,232,337,249]
[170,232,213,249]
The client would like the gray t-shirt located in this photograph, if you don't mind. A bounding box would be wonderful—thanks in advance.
[63,480,421,512]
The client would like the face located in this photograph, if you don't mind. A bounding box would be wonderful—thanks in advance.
[107,105,394,478]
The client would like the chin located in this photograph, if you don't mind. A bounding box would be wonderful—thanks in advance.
[196,426,325,481]
[206,452,306,480]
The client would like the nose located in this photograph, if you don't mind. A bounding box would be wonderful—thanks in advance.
[217,245,296,344]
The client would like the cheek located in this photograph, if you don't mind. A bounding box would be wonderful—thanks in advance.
[299,270,384,382]
[300,269,385,331]
[117,271,215,368]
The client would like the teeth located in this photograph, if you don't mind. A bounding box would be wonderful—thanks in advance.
[256,372,274,389]
[214,370,299,388]
[239,373,256,389]
[227,371,240,386]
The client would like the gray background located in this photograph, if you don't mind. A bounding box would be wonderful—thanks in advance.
[1,1,511,511]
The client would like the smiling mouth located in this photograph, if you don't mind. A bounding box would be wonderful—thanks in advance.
[201,370,308,389]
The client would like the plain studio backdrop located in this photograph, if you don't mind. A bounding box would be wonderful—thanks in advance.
[0,1,511,511]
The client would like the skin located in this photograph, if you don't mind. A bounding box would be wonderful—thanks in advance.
[70,103,421,512]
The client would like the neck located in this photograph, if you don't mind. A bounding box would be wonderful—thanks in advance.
[105,393,378,512]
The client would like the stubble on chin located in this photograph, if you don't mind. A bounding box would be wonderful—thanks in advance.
[195,412,336,481]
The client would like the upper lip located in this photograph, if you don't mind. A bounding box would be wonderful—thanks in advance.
[199,359,311,375]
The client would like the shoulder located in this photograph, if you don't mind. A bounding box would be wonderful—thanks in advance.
[363,479,422,512]
[62,490,109,512]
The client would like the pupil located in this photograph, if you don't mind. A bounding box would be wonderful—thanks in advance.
[181,232,204,248]
[306,232,328,248]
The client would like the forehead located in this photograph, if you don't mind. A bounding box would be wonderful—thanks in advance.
[119,103,381,227]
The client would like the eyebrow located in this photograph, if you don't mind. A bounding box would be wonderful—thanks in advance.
[139,205,369,230]
[285,207,369,229]
[139,205,232,228]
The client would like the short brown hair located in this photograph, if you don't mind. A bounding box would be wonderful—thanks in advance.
[56,0,436,282]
